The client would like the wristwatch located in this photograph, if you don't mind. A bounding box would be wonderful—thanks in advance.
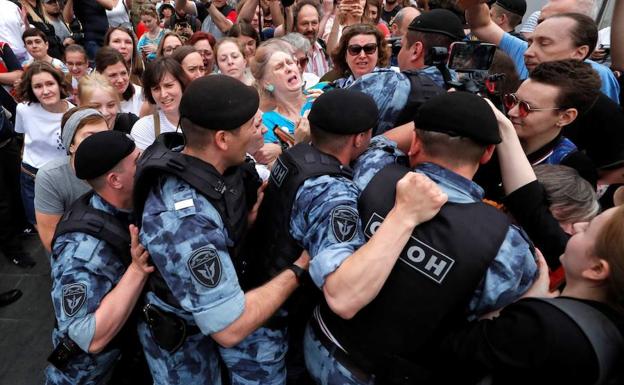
[286,264,305,282]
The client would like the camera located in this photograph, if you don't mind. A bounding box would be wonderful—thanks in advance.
[425,41,505,110]
[386,36,402,58]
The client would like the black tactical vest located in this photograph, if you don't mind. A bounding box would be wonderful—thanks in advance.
[51,191,137,355]
[133,133,261,302]
[52,191,131,265]
[320,163,512,384]
[393,70,445,130]
[245,143,352,285]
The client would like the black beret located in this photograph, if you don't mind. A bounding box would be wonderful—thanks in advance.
[414,92,500,145]
[75,131,136,180]
[179,75,259,131]
[408,9,465,40]
[495,0,527,17]
[309,89,378,135]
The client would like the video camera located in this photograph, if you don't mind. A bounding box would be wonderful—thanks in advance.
[426,41,506,110]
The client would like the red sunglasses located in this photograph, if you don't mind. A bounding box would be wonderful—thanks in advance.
[503,93,562,118]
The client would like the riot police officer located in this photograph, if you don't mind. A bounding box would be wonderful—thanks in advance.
[304,92,538,384]
[244,89,447,384]
[46,129,153,385]
[134,75,308,385]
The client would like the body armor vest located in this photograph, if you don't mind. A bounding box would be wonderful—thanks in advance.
[320,164,512,384]
[245,143,352,285]
[133,133,261,303]
[51,191,136,354]
[52,191,131,265]
[393,70,445,129]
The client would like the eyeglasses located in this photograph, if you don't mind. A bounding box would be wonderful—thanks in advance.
[347,43,377,56]
[503,93,562,118]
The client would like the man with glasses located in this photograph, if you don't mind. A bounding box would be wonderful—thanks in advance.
[476,59,601,201]
[292,0,330,78]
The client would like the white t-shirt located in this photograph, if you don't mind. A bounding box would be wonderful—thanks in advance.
[120,84,144,115]
[15,101,75,168]
[106,0,131,27]
[131,109,178,150]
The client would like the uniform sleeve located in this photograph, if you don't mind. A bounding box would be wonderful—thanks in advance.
[467,226,538,318]
[352,135,407,191]
[498,33,529,79]
[140,183,245,335]
[349,71,410,134]
[130,116,156,150]
[290,176,365,288]
[50,234,123,353]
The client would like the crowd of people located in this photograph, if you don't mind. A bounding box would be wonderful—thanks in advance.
[0,0,623,383]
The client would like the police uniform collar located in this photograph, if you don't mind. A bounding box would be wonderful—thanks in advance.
[415,162,484,201]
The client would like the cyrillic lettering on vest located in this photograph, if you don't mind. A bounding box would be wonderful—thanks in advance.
[364,212,455,284]
[271,158,289,187]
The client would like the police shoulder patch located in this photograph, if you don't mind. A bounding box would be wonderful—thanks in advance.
[330,205,359,243]
[187,246,222,288]
[62,282,87,317]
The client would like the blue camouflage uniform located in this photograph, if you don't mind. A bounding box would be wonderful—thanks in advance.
[304,136,538,385]
[139,174,288,385]
[290,175,366,289]
[348,67,455,135]
[46,193,131,385]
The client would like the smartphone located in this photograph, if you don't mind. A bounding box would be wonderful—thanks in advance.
[447,41,497,72]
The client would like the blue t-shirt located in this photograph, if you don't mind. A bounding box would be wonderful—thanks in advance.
[499,32,620,104]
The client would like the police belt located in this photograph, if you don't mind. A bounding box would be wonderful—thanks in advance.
[310,318,375,384]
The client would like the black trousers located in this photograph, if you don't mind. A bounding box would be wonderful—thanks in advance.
[0,137,27,249]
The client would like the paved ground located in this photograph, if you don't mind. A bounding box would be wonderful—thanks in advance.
[0,234,53,385]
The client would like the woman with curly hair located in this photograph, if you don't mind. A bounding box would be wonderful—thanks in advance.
[14,62,74,226]
[331,23,389,87]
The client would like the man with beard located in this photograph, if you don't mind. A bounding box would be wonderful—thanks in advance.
[42,0,74,47]
[381,0,402,24]
[293,0,330,78]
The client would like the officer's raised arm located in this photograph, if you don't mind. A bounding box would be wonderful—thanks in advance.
[323,172,447,319]
[46,130,153,384]
[89,224,154,353]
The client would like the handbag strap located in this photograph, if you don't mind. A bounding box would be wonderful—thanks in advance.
[535,297,623,385]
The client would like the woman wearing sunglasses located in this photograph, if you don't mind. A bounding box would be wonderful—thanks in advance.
[331,23,390,88]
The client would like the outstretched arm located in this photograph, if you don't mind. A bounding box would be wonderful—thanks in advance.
[89,225,154,353]
[323,172,447,319]
[461,0,505,46]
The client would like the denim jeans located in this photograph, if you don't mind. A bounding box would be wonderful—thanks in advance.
[20,163,37,225]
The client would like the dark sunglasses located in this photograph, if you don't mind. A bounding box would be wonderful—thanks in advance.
[503,93,561,118]
[347,43,377,56]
